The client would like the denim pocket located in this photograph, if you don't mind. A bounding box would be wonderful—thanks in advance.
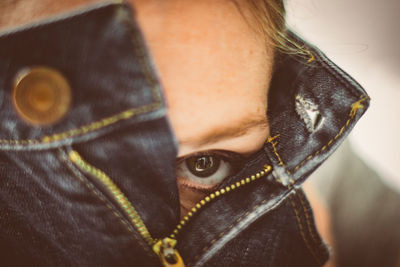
[0,3,179,266]
[0,2,167,150]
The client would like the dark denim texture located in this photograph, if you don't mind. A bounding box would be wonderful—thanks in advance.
[0,2,369,267]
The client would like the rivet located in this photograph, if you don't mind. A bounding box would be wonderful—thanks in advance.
[220,189,226,194]
[205,197,211,202]
[215,191,220,197]
[225,186,230,192]
[196,203,201,209]
[245,178,250,183]
[13,66,71,125]
[200,200,206,205]
[210,193,215,199]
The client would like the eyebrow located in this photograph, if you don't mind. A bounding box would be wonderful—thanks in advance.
[181,115,269,147]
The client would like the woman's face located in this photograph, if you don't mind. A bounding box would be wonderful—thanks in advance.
[0,0,275,216]
[132,0,275,214]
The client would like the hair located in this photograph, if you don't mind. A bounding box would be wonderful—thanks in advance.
[244,0,308,56]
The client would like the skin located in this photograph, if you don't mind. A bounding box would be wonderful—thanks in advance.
[133,0,272,158]
[0,0,273,160]
[0,0,272,205]
[132,0,273,215]
[0,2,333,265]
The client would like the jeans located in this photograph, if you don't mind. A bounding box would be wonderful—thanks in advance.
[0,2,369,266]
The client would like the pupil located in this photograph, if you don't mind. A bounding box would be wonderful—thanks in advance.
[195,157,213,171]
[186,155,221,178]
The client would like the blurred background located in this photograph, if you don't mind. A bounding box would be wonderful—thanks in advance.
[285,0,400,266]
[286,0,400,191]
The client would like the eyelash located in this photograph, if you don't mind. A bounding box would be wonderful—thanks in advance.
[176,150,245,190]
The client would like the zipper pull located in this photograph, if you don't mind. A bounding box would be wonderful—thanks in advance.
[153,238,185,267]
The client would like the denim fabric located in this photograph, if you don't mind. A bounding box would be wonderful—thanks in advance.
[0,2,369,267]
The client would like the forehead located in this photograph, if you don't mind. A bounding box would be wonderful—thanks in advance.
[132,0,274,153]
[0,0,274,156]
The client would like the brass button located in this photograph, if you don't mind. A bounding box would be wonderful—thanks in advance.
[13,67,71,125]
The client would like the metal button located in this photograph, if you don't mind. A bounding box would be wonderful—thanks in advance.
[13,67,71,125]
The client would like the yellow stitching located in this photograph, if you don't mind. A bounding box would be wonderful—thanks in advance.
[293,95,369,172]
[59,149,151,254]
[296,191,322,246]
[307,52,315,63]
[267,134,293,176]
[268,140,284,166]
[350,96,369,117]
[1,14,166,147]
[289,195,322,265]
[266,134,280,143]
[0,102,161,145]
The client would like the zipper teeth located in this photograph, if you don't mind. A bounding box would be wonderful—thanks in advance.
[68,150,155,246]
[68,149,272,248]
[169,164,272,239]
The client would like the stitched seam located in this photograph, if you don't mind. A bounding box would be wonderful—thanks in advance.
[0,102,161,146]
[266,135,293,178]
[58,148,152,256]
[297,190,323,247]
[289,194,322,266]
[265,136,323,263]
[267,135,284,166]
[293,95,369,172]
[0,5,163,147]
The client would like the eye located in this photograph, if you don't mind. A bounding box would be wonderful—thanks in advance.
[186,155,221,178]
[177,152,244,189]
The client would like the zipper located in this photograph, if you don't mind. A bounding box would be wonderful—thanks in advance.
[168,164,272,239]
[68,150,271,266]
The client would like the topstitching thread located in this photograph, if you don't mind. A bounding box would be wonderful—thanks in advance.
[0,5,163,147]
